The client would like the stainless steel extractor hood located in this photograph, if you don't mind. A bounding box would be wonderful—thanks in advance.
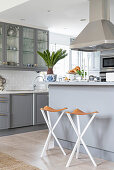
[70,0,114,52]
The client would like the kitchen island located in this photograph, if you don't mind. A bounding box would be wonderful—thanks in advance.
[49,81,114,162]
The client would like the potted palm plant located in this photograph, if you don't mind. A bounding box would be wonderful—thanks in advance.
[37,49,67,82]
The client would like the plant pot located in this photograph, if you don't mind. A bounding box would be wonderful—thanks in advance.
[47,68,53,74]
[45,74,57,82]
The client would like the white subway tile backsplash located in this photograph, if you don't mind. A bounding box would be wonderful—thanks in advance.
[0,70,38,90]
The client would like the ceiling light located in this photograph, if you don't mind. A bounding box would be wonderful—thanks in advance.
[80,18,86,21]
[47,10,53,13]
[20,18,25,21]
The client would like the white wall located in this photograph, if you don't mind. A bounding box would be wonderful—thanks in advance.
[0,70,37,90]
[49,32,71,46]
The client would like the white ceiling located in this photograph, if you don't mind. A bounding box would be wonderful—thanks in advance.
[0,0,114,36]
[0,0,29,12]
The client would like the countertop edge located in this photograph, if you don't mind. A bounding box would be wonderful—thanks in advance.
[48,81,114,86]
[0,90,49,94]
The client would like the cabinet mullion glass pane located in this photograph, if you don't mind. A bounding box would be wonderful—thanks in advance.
[0,24,2,65]
[22,27,35,66]
[6,25,19,66]
[37,30,48,67]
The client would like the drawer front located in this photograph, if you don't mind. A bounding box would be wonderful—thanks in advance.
[0,95,9,99]
[0,95,10,113]
[0,113,10,129]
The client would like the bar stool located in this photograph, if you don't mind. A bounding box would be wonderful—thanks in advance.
[66,108,98,167]
[40,106,67,157]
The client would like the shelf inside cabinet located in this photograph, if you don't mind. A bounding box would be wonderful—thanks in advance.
[7,35,19,39]
[23,37,34,41]
[23,51,34,53]
[37,40,48,43]
[7,49,19,52]
[38,48,46,50]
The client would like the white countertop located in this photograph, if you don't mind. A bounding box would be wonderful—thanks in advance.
[2,81,114,94]
[48,81,114,86]
[0,90,48,94]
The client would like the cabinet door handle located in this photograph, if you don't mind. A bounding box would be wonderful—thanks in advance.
[0,101,8,103]
[0,97,8,99]
[15,94,28,96]
[0,114,8,116]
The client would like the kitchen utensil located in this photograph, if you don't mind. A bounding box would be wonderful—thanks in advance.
[89,75,94,81]
[7,26,17,36]
[94,76,100,82]
[7,62,16,66]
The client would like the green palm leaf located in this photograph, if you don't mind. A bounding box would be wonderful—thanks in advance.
[37,49,67,68]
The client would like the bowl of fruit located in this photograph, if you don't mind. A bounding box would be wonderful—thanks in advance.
[68,66,87,80]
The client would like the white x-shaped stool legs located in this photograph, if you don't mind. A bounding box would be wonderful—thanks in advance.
[66,113,97,167]
[41,110,66,157]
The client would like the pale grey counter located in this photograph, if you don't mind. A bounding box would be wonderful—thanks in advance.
[49,81,114,86]
[0,90,48,94]
[49,82,114,162]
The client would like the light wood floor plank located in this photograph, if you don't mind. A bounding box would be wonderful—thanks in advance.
[0,129,114,170]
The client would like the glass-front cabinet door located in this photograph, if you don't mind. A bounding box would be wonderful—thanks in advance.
[0,24,3,65]
[37,30,48,67]
[22,27,35,67]
[6,24,20,66]
[0,22,49,71]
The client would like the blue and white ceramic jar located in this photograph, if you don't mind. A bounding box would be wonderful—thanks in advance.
[45,74,57,82]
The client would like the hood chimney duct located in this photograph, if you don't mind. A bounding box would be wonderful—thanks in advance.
[89,0,110,22]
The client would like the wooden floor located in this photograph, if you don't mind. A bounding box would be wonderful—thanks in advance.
[0,129,114,170]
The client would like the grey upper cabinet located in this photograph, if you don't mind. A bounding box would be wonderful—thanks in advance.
[0,23,4,65]
[0,22,49,71]
[0,95,10,129]
[22,27,36,68]
[10,94,33,128]
[34,93,48,125]
[36,30,49,70]
[5,24,20,67]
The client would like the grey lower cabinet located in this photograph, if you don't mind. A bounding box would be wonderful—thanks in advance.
[34,93,48,125]
[0,95,10,129]
[0,93,48,130]
[10,94,33,128]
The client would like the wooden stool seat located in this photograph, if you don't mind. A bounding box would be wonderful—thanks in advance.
[41,106,67,112]
[66,108,98,115]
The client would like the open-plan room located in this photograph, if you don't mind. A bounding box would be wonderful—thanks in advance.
[0,0,114,169]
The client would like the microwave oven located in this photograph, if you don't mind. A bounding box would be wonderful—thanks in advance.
[100,55,114,72]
